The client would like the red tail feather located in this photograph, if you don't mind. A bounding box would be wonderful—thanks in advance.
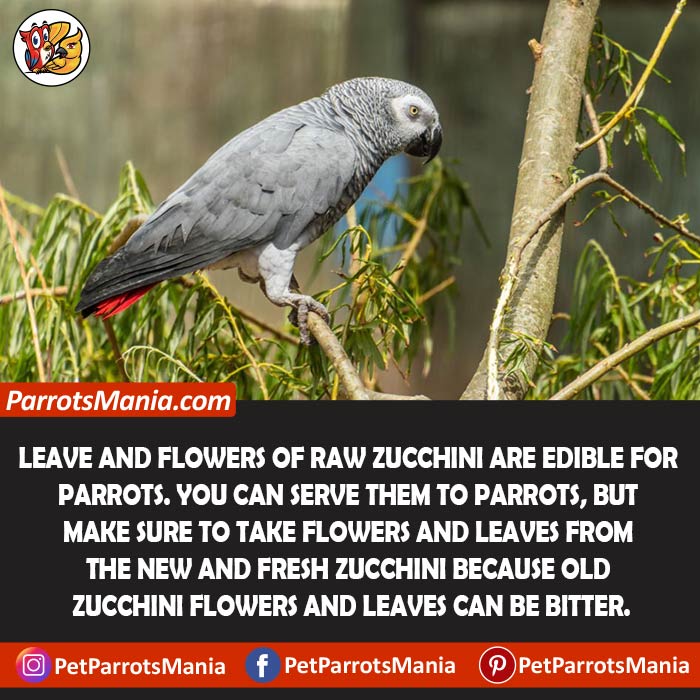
[94,284,155,319]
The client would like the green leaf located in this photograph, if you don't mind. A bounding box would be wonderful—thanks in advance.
[637,106,687,175]
[633,120,662,181]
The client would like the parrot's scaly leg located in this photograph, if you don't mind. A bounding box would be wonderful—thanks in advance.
[255,244,329,345]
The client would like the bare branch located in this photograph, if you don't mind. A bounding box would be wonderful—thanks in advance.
[55,146,81,200]
[416,276,456,305]
[0,286,68,305]
[592,341,650,400]
[582,91,608,171]
[390,177,440,285]
[306,312,370,400]
[102,318,129,382]
[551,309,700,400]
[599,174,700,246]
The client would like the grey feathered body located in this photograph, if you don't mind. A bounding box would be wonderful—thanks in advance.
[76,78,434,316]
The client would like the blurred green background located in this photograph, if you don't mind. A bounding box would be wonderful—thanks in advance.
[1,0,697,397]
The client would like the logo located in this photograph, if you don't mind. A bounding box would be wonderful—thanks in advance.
[13,10,89,86]
[478,646,516,684]
[16,646,52,683]
[245,647,281,683]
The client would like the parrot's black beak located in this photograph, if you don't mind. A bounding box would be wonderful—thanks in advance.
[425,123,443,164]
[406,123,443,164]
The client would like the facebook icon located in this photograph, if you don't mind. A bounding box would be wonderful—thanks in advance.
[245,647,281,683]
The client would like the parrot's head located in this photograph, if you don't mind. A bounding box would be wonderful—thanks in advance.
[20,22,52,71]
[324,77,443,163]
[390,89,443,164]
[373,79,443,163]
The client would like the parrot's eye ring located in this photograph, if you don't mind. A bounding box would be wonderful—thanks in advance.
[31,31,40,48]
[408,105,420,117]
[42,27,49,41]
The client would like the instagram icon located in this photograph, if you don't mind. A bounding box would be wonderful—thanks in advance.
[16,646,52,683]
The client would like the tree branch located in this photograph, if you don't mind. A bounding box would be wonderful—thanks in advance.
[462,1,693,402]
[0,286,68,305]
[55,146,81,200]
[102,318,129,382]
[461,0,600,400]
[598,173,700,246]
[470,116,697,401]
[582,91,608,171]
[550,309,700,400]
[306,312,370,400]
[390,177,440,285]
[482,172,607,400]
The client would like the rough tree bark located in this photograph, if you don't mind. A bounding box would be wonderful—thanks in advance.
[462,0,600,400]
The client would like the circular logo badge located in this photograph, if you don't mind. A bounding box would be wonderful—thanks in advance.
[245,647,281,683]
[16,646,52,683]
[478,646,516,684]
[13,9,90,86]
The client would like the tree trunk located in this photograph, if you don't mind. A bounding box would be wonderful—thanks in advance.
[461,0,600,400]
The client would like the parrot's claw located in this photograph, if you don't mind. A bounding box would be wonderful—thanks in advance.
[289,297,330,345]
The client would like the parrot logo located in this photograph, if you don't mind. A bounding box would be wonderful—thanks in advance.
[20,21,82,75]
[14,10,89,86]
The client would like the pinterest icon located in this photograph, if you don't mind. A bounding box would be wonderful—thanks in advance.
[478,646,516,684]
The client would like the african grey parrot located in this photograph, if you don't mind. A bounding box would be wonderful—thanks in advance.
[76,77,443,343]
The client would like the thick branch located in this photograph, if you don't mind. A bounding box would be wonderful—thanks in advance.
[462,0,600,400]
[550,309,700,400]
[482,172,607,400]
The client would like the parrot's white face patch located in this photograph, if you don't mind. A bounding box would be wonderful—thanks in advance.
[391,95,438,133]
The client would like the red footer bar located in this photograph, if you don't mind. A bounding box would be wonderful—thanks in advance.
[2,642,698,687]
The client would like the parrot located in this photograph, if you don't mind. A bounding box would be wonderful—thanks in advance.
[20,22,55,72]
[19,21,80,74]
[39,27,82,75]
[76,77,443,344]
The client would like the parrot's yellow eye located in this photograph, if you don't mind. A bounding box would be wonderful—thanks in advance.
[409,105,420,117]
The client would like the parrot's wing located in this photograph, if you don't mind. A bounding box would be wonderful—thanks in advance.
[76,112,356,315]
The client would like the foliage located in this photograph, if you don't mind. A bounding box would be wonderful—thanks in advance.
[521,18,699,400]
[584,19,686,180]
[531,236,700,399]
[0,159,481,398]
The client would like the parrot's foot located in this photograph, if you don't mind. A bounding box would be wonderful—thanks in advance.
[288,296,330,345]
